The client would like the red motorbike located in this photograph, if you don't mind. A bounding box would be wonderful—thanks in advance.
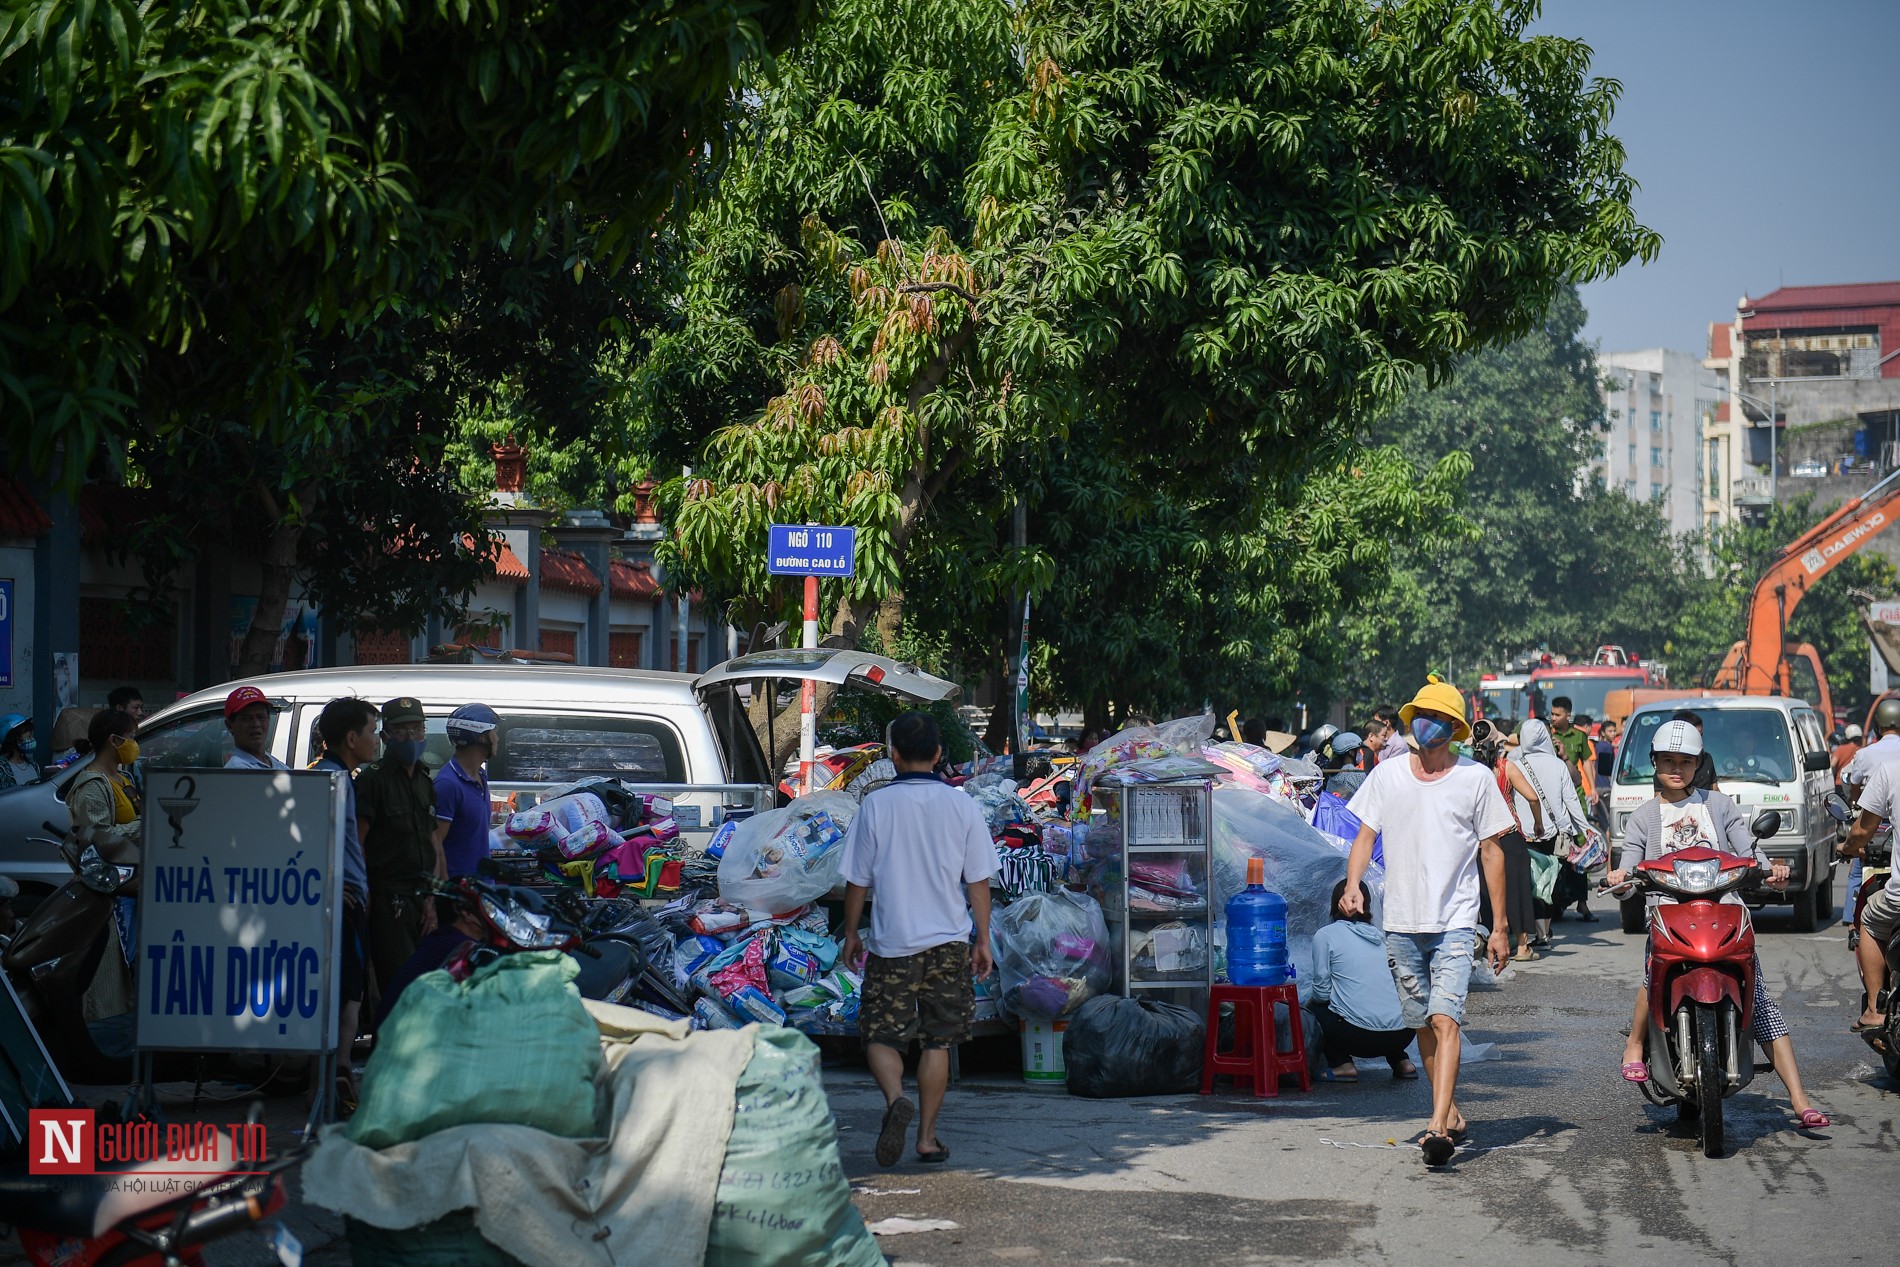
[1613,809,1781,1159]
[0,1118,303,1267]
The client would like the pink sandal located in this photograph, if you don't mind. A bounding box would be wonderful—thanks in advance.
[1620,1061,1648,1083]
[1796,1108,1831,1129]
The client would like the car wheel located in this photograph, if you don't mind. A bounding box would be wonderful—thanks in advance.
[1620,894,1647,935]
[1790,881,1819,933]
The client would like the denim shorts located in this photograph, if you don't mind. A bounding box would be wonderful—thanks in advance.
[1384,929,1479,1029]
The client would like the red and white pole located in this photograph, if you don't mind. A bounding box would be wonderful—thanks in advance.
[799,574,818,795]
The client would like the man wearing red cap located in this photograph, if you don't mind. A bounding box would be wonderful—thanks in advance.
[223,687,286,770]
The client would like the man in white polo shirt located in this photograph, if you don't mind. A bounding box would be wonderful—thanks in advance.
[841,712,997,1169]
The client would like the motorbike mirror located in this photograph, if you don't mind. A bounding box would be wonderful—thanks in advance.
[1823,791,1855,825]
[1750,810,1783,839]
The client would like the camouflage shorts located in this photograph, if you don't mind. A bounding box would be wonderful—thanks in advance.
[859,940,975,1051]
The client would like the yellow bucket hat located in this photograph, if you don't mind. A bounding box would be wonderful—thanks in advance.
[1399,674,1471,743]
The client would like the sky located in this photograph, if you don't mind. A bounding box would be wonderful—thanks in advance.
[1530,0,1900,358]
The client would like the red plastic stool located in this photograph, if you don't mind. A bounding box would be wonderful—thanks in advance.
[1199,983,1311,1098]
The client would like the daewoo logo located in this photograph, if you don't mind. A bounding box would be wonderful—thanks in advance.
[1804,512,1886,572]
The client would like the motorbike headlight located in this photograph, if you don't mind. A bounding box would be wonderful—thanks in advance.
[1670,858,1724,893]
[479,894,566,949]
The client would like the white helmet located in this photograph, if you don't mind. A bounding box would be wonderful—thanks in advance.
[1650,719,1703,758]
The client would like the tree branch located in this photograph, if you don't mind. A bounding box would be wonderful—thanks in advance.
[898,281,979,306]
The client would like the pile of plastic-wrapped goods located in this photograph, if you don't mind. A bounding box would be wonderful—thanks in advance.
[490,781,687,898]
[666,792,867,1035]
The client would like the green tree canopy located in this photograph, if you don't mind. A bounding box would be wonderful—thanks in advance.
[1347,287,1695,704]
[1,0,817,471]
[640,0,1658,722]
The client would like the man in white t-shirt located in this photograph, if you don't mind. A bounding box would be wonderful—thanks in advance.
[1344,677,1513,1167]
[841,712,998,1169]
[1842,751,1900,1032]
[1840,699,1900,935]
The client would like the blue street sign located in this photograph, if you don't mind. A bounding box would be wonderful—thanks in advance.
[0,578,11,689]
[767,524,857,577]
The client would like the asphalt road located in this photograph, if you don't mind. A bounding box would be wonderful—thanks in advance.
[5,902,1889,1266]
[830,905,1897,1266]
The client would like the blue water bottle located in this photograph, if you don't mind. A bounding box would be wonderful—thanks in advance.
[1226,857,1289,985]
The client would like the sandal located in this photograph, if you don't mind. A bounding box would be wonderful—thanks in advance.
[1317,1068,1360,1083]
[1621,1061,1649,1083]
[1849,1019,1885,1034]
[1390,1061,1419,1080]
[916,1145,950,1164]
[1420,1131,1456,1166]
[875,1097,914,1168]
[1796,1108,1831,1129]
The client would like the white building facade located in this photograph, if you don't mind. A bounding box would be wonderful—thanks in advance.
[1593,348,1724,537]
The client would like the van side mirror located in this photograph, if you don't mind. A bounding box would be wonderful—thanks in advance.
[1802,751,1831,773]
[1749,810,1783,839]
[1823,792,1854,825]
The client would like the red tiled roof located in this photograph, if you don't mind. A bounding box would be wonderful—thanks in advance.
[1745,280,1900,313]
[0,477,51,539]
[464,534,529,584]
[611,558,662,600]
[492,540,530,581]
[539,548,602,597]
[1740,281,1900,379]
[1707,321,1731,361]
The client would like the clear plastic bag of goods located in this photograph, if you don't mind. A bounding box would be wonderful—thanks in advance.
[1153,713,1218,751]
[716,792,859,914]
[990,888,1114,1020]
[1212,785,1385,994]
[1130,921,1209,978]
[347,951,602,1150]
[1062,996,1205,1097]
[964,772,1034,831]
[706,1028,884,1267]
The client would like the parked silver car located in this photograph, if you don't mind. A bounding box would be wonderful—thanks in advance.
[0,651,956,905]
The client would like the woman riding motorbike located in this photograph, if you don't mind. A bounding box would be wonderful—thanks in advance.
[65,708,142,1059]
[1607,720,1829,1129]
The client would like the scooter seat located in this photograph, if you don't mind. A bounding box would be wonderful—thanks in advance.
[0,1167,112,1239]
[571,939,637,1001]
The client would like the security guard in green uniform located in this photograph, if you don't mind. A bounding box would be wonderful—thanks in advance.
[356,697,441,994]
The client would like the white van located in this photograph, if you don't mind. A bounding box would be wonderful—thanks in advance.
[0,651,956,898]
[1608,695,1838,933]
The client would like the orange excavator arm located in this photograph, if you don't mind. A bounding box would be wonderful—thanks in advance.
[1727,467,1900,714]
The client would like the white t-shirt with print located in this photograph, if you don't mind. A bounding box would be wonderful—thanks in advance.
[1849,760,1900,902]
[1657,798,1721,854]
[1347,754,1517,934]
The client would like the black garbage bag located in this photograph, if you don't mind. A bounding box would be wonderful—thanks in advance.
[1063,996,1205,1098]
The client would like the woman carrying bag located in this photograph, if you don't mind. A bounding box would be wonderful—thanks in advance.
[1510,720,1591,947]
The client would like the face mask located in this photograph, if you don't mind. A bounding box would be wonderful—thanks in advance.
[115,738,140,764]
[17,738,34,757]
[387,738,427,766]
[1411,717,1454,750]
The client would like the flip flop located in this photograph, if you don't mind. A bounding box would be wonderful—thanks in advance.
[1621,1061,1649,1083]
[1420,1131,1456,1166]
[1317,1068,1360,1083]
[1391,1064,1420,1080]
[916,1145,950,1164]
[1849,1020,1885,1034]
[1796,1108,1831,1129]
[1447,1124,1470,1144]
[875,1097,914,1168]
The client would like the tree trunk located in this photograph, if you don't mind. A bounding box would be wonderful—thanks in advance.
[236,519,303,679]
